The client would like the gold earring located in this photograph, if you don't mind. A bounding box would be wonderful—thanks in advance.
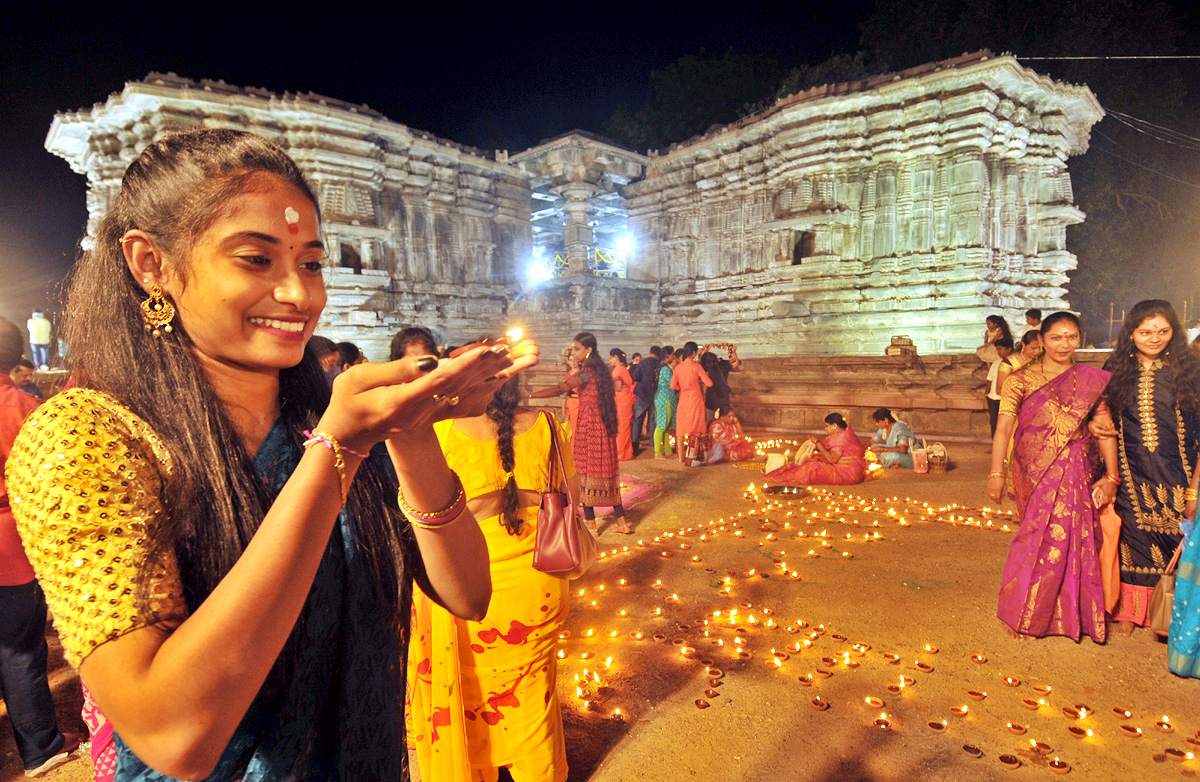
[141,283,175,337]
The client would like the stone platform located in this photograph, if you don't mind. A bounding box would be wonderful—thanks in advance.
[519,350,1111,442]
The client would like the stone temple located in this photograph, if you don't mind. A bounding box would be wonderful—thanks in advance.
[47,51,1101,366]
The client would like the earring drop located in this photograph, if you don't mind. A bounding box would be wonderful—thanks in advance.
[141,283,175,337]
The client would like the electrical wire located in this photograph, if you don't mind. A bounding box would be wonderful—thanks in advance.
[1018,55,1200,61]
[1091,130,1200,190]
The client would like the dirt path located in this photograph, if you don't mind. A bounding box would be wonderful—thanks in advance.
[5,444,1197,781]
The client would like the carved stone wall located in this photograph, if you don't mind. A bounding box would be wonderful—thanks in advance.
[45,73,531,360]
[624,52,1102,355]
[47,54,1101,361]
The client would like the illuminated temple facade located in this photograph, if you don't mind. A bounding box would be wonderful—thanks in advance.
[46,52,1102,358]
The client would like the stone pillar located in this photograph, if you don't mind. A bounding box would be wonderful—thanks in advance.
[557,183,599,276]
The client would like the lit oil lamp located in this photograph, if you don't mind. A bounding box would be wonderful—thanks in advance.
[1155,717,1174,734]
[1007,722,1027,735]
[1048,758,1070,774]
[1002,676,1021,687]
[695,699,710,710]
[927,720,947,733]
[970,654,987,664]
[1118,724,1142,738]
[1066,726,1090,739]
[873,713,892,731]
[1164,748,1188,762]
[950,705,969,717]
[1112,707,1132,718]
[1021,699,1041,710]
[966,690,987,701]
[923,644,938,654]
[811,696,829,711]
[864,696,884,708]
[797,674,814,687]
[914,661,934,673]
[1030,740,1053,755]
[1032,684,1051,695]
[998,754,1021,769]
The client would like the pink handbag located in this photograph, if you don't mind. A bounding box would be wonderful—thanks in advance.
[533,412,598,579]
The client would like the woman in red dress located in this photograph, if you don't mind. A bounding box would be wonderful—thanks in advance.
[527,333,631,534]
[609,348,635,461]
[671,341,712,463]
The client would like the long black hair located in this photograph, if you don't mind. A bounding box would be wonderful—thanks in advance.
[62,128,411,693]
[575,332,617,437]
[1106,300,1200,415]
[485,376,523,535]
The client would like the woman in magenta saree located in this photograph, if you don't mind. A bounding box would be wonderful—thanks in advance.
[988,312,1119,642]
[766,413,866,486]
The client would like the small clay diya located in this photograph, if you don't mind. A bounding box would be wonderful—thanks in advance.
[1021,698,1041,710]
[1048,759,1071,775]
[967,690,987,701]
[883,653,901,664]
[1062,707,1080,720]
[695,699,710,709]
[784,626,799,634]
[914,661,935,673]
[707,666,724,678]
[811,696,829,711]
[1031,741,1053,755]
[1184,736,1200,750]
[899,676,915,686]
[1002,677,1021,687]
[1073,703,1092,715]
[1112,707,1132,719]
[962,744,984,759]
[709,678,723,687]
[924,644,939,654]
[1067,726,1088,739]
[886,685,902,695]
[812,626,827,636]
[1032,685,1052,695]
[844,659,861,669]
[704,688,720,698]
[971,654,988,664]
[1155,720,1174,734]
[1165,748,1188,762]
[736,649,752,660]
[700,657,714,667]
[652,634,666,642]
[831,633,848,642]
[1007,722,1027,735]
[998,754,1022,770]
[814,668,833,678]
[927,721,947,733]
[864,696,884,708]
[797,675,814,687]
[1118,724,1142,738]
[820,656,838,667]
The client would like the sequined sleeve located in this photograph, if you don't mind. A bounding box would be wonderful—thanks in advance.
[6,388,187,667]
[998,370,1028,418]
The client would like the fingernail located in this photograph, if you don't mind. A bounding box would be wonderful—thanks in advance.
[491,345,512,356]
[417,357,437,372]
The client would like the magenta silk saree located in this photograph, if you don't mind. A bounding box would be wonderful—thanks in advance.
[764,426,867,486]
[997,364,1110,642]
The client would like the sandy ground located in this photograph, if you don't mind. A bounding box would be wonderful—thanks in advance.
[4,442,1198,781]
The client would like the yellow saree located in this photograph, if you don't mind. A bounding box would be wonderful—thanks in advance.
[407,416,574,782]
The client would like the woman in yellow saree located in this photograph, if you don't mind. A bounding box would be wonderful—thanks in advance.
[407,377,576,782]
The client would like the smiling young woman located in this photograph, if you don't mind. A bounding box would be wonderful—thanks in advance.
[7,129,538,781]
[1098,300,1200,638]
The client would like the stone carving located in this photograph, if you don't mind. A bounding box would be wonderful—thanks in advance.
[47,52,1100,359]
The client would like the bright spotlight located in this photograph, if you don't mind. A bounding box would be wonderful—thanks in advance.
[616,235,634,257]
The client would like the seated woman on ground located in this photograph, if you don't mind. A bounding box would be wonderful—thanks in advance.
[869,408,916,468]
[764,413,867,486]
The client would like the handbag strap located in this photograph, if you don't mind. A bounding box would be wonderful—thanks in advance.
[1167,540,1184,575]
[543,411,573,508]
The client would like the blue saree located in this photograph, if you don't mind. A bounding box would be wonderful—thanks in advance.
[113,423,411,781]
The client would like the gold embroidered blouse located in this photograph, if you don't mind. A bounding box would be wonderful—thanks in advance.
[5,388,187,667]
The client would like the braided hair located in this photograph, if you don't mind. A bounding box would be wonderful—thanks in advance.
[485,376,523,535]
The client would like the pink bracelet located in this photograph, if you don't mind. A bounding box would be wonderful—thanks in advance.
[302,430,369,459]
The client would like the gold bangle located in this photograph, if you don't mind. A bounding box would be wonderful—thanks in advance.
[988,472,1005,478]
[303,429,348,506]
[1186,488,1198,501]
[398,472,466,526]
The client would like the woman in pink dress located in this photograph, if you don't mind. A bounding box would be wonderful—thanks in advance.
[765,413,867,486]
[609,348,635,461]
[671,341,712,463]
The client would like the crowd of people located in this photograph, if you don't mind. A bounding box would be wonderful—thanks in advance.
[1,128,1197,782]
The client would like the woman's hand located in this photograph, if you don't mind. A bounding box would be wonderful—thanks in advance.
[1187,498,1197,520]
[807,435,819,444]
[1091,478,1118,508]
[317,339,539,454]
[987,473,1006,503]
[1087,417,1118,440]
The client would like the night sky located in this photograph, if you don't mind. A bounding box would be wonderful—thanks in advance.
[0,1,875,326]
